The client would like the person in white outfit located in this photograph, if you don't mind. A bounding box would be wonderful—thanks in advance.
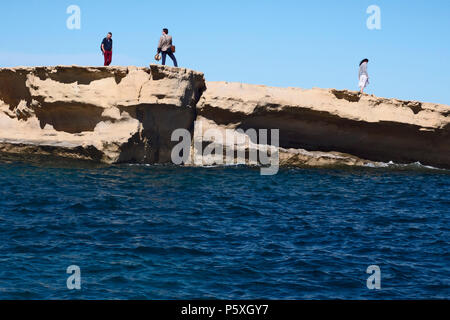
[359,59,369,94]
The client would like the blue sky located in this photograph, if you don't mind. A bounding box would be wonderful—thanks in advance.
[0,0,449,104]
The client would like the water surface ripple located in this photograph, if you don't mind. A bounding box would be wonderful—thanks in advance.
[0,161,448,299]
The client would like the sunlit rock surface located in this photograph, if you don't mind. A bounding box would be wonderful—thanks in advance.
[197,82,450,169]
[1,66,448,168]
[0,65,206,163]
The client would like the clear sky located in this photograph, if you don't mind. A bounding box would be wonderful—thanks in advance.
[0,0,449,104]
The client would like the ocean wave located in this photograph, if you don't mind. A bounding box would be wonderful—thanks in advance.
[0,161,448,299]
[124,159,449,172]
[365,161,449,171]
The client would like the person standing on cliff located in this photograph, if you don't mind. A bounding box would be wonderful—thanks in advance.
[359,59,369,94]
[101,32,113,66]
[157,28,178,67]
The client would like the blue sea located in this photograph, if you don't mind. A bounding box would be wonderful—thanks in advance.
[0,159,448,300]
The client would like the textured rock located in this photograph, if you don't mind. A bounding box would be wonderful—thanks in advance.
[197,82,450,169]
[191,115,376,168]
[0,65,206,163]
[1,67,449,169]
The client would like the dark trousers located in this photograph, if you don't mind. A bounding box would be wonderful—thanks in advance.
[162,49,178,67]
[104,51,112,66]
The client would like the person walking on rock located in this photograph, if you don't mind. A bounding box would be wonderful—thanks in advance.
[101,32,113,66]
[359,59,369,94]
[157,28,178,67]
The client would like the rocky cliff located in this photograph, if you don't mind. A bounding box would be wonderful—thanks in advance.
[0,65,206,163]
[197,82,450,169]
[0,66,449,169]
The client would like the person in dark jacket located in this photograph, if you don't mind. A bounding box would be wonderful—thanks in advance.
[101,32,113,66]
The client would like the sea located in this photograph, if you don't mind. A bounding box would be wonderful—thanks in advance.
[0,158,448,299]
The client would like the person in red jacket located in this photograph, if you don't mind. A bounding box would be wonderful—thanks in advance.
[101,32,113,66]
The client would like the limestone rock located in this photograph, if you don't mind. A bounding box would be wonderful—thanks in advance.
[0,65,206,163]
[197,82,450,169]
[1,66,449,169]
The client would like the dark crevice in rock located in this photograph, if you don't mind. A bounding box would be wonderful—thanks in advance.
[33,66,129,85]
[118,103,196,164]
[0,143,104,162]
[0,70,33,109]
[331,89,361,102]
[198,105,248,125]
[404,102,423,115]
[34,102,113,133]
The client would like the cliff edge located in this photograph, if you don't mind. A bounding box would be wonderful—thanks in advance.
[0,66,449,168]
[198,82,449,169]
[0,65,206,163]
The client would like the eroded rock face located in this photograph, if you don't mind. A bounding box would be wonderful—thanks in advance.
[1,67,449,169]
[0,65,206,163]
[191,115,377,169]
[198,82,450,169]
